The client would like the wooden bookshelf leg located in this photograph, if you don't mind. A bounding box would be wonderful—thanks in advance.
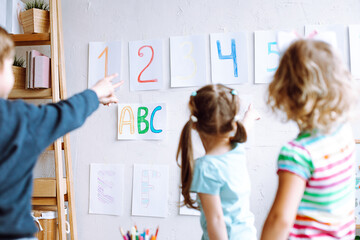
[54,138,67,240]
[64,134,77,240]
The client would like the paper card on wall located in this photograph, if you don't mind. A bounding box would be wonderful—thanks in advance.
[88,41,122,88]
[3,0,25,34]
[305,25,349,67]
[129,39,164,91]
[132,164,169,218]
[179,192,200,216]
[254,31,280,84]
[118,103,166,140]
[170,35,208,88]
[210,32,249,85]
[89,163,124,216]
[0,0,6,29]
[349,25,360,79]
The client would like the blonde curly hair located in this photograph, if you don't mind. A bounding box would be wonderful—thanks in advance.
[267,39,357,133]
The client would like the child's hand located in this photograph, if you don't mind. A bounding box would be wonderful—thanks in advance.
[91,74,124,105]
[242,104,261,132]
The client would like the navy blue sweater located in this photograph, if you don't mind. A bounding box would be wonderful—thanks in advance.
[0,89,99,239]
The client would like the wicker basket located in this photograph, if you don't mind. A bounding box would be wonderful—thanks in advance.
[12,66,26,89]
[20,8,50,34]
[32,206,69,240]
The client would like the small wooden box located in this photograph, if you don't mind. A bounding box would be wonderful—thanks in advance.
[20,8,50,34]
[12,66,26,89]
[33,178,67,197]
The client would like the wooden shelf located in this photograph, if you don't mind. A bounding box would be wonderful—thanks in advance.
[46,142,65,151]
[11,33,51,46]
[32,195,68,206]
[356,139,360,144]
[8,88,52,99]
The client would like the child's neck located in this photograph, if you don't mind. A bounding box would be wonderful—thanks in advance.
[200,133,232,156]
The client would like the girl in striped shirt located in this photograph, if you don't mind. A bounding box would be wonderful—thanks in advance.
[261,39,358,240]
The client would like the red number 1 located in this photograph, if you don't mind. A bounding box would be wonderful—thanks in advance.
[138,45,157,83]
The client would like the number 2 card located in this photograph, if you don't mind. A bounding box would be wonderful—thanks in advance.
[129,39,164,91]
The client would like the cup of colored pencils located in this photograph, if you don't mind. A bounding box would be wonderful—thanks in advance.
[119,225,159,240]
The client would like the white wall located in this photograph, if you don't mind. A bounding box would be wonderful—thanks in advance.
[31,0,360,239]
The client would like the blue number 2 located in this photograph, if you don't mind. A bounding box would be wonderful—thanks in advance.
[267,42,279,72]
[216,39,238,77]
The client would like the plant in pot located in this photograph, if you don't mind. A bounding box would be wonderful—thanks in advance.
[12,56,26,89]
[20,0,50,34]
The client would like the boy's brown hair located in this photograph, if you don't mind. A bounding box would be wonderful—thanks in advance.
[176,84,247,209]
[267,39,357,133]
[0,26,15,70]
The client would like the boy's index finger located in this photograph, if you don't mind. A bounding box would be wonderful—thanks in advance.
[106,73,119,81]
[112,80,124,89]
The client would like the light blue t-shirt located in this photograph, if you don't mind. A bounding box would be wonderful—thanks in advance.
[190,143,257,240]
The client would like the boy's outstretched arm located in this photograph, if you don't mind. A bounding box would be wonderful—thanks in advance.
[27,74,123,151]
[260,171,306,240]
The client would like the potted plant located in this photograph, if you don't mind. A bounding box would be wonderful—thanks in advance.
[12,56,26,89]
[20,0,50,34]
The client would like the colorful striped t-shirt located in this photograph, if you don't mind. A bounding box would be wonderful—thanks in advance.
[278,124,355,240]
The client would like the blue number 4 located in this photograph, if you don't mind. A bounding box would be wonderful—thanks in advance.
[267,42,279,72]
[216,39,238,77]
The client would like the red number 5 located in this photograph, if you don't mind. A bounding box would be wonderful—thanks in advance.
[138,45,158,83]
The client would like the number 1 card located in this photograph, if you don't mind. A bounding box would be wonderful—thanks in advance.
[88,41,122,88]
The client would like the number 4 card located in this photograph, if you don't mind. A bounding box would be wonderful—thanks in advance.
[210,32,249,85]
[88,41,122,88]
[254,31,280,84]
[129,39,164,91]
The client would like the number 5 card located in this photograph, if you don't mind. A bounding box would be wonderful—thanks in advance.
[88,41,122,88]
[254,30,280,84]
[129,39,164,91]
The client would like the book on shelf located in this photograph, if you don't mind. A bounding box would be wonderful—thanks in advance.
[25,50,51,89]
[33,56,50,88]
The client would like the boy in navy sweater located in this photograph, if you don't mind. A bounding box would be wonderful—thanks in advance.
[0,27,123,239]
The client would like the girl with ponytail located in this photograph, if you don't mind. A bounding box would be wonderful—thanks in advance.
[176,84,260,240]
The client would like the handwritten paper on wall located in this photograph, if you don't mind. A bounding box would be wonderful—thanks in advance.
[305,25,349,67]
[349,25,360,79]
[129,39,164,91]
[210,32,249,85]
[170,35,208,88]
[88,41,122,88]
[89,163,124,216]
[132,164,169,218]
[118,103,166,140]
[254,31,280,84]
